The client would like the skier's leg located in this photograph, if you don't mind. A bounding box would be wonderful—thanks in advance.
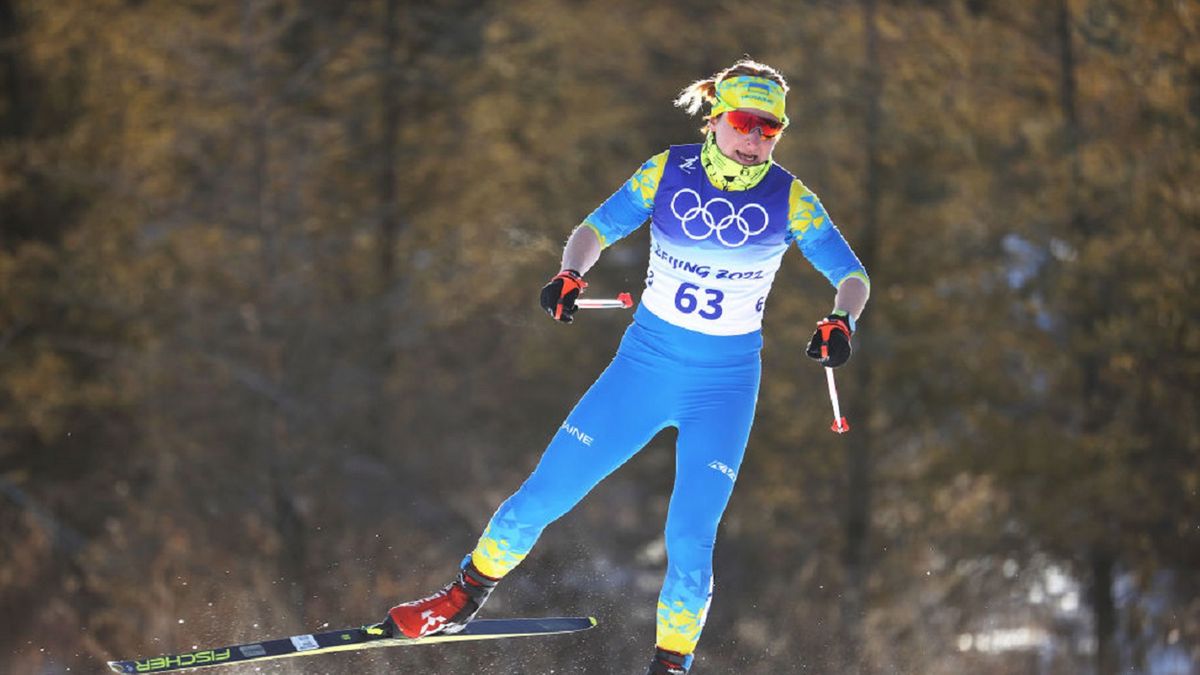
[387,346,673,638]
[653,360,760,665]
[470,348,675,579]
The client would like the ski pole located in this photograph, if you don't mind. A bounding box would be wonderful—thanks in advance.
[825,367,850,434]
[575,292,633,310]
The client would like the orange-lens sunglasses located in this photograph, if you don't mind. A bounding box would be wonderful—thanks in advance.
[724,110,784,139]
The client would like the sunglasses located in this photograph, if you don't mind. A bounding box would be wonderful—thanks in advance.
[724,110,784,139]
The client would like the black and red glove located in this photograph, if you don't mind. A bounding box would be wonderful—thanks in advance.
[539,270,587,323]
[805,312,853,368]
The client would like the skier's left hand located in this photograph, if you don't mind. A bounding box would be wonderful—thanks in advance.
[806,312,853,368]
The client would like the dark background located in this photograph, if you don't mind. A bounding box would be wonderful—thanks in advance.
[1,1,1197,673]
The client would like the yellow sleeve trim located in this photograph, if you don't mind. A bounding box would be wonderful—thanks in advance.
[837,271,872,292]
[581,221,608,249]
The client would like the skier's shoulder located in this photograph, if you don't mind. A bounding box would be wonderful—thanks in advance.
[650,143,702,179]
[763,157,798,186]
[665,141,702,156]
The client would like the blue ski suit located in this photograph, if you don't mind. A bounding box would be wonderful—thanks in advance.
[469,142,868,656]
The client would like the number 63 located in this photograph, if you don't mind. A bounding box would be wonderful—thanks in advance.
[675,282,723,320]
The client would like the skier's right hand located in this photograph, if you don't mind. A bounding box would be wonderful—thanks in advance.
[540,269,587,323]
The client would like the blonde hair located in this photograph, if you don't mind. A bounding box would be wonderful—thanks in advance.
[673,58,790,119]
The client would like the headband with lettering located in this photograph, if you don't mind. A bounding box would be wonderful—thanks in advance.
[709,75,789,127]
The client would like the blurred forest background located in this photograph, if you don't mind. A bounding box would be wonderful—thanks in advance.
[1,0,1197,673]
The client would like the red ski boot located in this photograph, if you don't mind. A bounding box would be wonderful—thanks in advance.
[383,562,498,638]
[645,647,692,674]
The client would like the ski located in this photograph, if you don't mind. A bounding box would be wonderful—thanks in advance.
[107,616,597,673]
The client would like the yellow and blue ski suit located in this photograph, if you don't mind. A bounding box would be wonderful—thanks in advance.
[469,140,868,658]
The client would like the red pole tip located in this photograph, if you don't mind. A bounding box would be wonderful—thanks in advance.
[617,292,633,308]
[831,418,850,434]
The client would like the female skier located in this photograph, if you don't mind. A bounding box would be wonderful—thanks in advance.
[378,59,870,674]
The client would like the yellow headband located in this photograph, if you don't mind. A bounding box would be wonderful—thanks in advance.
[710,75,789,127]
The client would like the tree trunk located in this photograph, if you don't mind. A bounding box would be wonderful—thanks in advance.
[1057,4,1117,672]
[240,0,307,617]
[0,0,27,138]
[365,0,403,461]
[1090,549,1118,675]
[841,1,882,672]
[378,0,400,287]
[1056,0,1083,229]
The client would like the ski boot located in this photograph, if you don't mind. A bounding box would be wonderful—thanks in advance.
[645,647,692,674]
[377,561,498,638]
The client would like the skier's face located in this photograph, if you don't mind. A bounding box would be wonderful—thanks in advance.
[708,109,781,166]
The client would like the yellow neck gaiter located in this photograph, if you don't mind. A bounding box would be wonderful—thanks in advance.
[701,133,772,192]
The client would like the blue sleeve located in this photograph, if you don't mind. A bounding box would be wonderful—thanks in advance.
[796,223,870,289]
[580,151,667,248]
[786,181,869,289]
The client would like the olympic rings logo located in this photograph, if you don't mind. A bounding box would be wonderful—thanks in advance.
[670,188,770,248]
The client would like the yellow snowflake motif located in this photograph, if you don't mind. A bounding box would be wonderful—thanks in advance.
[787,180,826,237]
[656,599,707,654]
[627,150,668,209]
[472,530,527,579]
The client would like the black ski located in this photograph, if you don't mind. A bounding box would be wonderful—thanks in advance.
[107,616,597,673]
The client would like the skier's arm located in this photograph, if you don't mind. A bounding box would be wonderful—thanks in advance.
[787,179,870,368]
[561,225,603,276]
[576,150,668,251]
[541,151,667,322]
[834,276,870,323]
[786,179,871,322]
